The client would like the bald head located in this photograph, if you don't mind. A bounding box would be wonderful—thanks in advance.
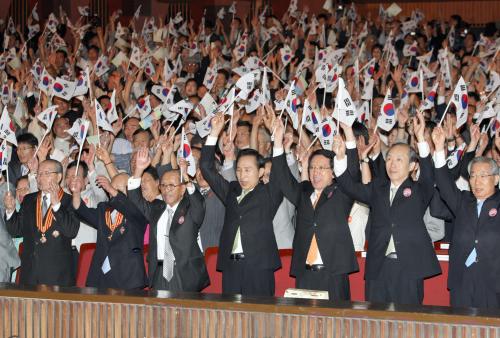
[111,173,129,195]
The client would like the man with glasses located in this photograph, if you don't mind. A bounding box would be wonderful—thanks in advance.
[3,159,80,286]
[8,133,38,186]
[271,119,360,301]
[127,149,209,292]
[432,126,500,308]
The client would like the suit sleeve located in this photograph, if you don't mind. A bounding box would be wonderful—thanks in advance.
[346,146,361,182]
[74,201,100,230]
[200,144,230,204]
[5,210,22,237]
[109,192,147,231]
[127,186,154,221]
[187,189,205,228]
[271,153,301,206]
[434,165,461,216]
[53,196,80,238]
[370,153,387,179]
[416,154,435,207]
[335,158,374,205]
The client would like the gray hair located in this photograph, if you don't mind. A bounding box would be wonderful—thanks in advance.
[468,156,499,176]
[43,159,63,174]
[388,142,418,163]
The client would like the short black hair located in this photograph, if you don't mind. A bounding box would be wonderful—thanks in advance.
[133,128,153,140]
[309,149,334,169]
[236,148,265,169]
[143,166,159,181]
[17,133,38,148]
[352,122,369,145]
[66,161,89,178]
[236,120,252,131]
[16,175,29,187]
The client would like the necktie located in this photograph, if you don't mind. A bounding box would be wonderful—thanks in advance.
[385,187,398,255]
[306,192,321,264]
[42,195,48,218]
[390,187,397,206]
[163,208,175,281]
[232,190,249,253]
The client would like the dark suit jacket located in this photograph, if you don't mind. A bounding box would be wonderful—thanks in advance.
[199,189,225,251]
[272,149,359,278]
[5,191,79,286]
[336,154,441,280]
[74,192,148,289]
[200,144,283,272]
[435,166,500,291]
[128,186,209,291]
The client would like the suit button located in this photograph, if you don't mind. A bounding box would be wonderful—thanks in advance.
[475,258,479,263]
[475,239,478,244]
[239,216,242,219]
[391,223,395,228]
[314,223,317,227]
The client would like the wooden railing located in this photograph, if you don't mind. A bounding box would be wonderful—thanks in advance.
[0,283,500,338]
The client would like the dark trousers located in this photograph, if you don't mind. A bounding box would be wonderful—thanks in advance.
[296,269,350,301]
[152,262,183,292]
[450,263,500,309]
[71,247,79,282]
[366,257,424,305]
[222,259,275,297]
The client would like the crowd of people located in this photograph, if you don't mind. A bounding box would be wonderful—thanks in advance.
[0,1,498,309]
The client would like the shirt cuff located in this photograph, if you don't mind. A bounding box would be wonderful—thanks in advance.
[186,184,195,195]
[206,136,218,146]
[369,152,380,161]
[128,177,141,190]
[52,202,61,212]
[345,141,356,149]
[333,156,348,177]
[437,96,445,105]
[417,142,430,158]
[434,150,447,168]
[5,210,14,220]
[273,148,284,157]
[222,160,234,171]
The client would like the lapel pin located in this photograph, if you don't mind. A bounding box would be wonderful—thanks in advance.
[52,230,60,238]
[178,215,185,224]
[489,208,497,217]
[403,188,412,197]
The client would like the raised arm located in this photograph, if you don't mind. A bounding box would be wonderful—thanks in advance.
[127,148,155,220]
[431,125,461,215]
[200,114,230,203]
[413,111,435,206]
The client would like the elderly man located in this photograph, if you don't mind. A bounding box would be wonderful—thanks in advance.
[333,112,441,305]
[433,126,500,308]
[4,159,80,286]
[128,149,208,292]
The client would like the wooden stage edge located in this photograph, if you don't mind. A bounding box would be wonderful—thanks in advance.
[1,283,500,336]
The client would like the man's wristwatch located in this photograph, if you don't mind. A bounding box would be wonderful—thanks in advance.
[360,157,369,164]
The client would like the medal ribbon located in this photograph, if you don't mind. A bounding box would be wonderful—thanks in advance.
[36,190,64,235]
[105,209,124,233]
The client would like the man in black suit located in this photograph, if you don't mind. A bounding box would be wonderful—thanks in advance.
[200,113,283,297]
[71,168,148,290]
[4,159,80,286]
[272,119,359,300]
[128,149,209,292]
[333,112,441,305]
[8,133,38,186]
[432,126,500,308]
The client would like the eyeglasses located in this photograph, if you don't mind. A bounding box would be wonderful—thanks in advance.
[470,173,495,179]
[38,171,59,177]
[159,183,185,191]
[308,166,332,171]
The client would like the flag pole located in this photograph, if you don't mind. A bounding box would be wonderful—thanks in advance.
[438,99,453,126]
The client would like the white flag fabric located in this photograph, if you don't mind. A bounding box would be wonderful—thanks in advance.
[66,118,90,146]
[377,89,397,132]
[235,71,257,96]
[95,99,114,133]
[1,84,10,106]
[169,99,193,121]
[318,117,336,151]
[361,78,374,100]
[196,93,217,117]
[177,127,197,177]
[46,13,59,33]
[0,139,10,172]
[130,46,142,68]
[217,88,235,115]
[107,89,118,123]
[334,78,357,126]
[203,65,217,90]
[450,77,468,129]
[0,106,17,146]
[37,105,58,131]
[284,83,299,129]
[38,68,54,95]
[136,95,152,119]
[195,112,215,138]
[52,77,76,101]
[280,45,293,67]
[262,67,271,104]
[93,56,110,77]
[357,100,370,124]
[405,70,423,93]
[151,85,172,103]
[420,82,438,111]
[73,69,89,97]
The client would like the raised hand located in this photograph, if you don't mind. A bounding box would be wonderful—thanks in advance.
[96,146,112,164]
[96,176,118,197]
[134,148,151,177]
[272,117,285,149]
[431,126,446,152]
[209,113,225,137]
[4,191,15,214]
[468,124,480,151]
[332,134,346,159]
[413,110,426,143]
[48,181,61,207]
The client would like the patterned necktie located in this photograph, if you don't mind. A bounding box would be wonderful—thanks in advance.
[42,195,48,218]
[162,208,175,281]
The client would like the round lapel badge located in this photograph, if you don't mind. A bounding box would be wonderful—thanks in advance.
[178,216,185,224]
[489,208,497,217]
[403,188,412,198]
